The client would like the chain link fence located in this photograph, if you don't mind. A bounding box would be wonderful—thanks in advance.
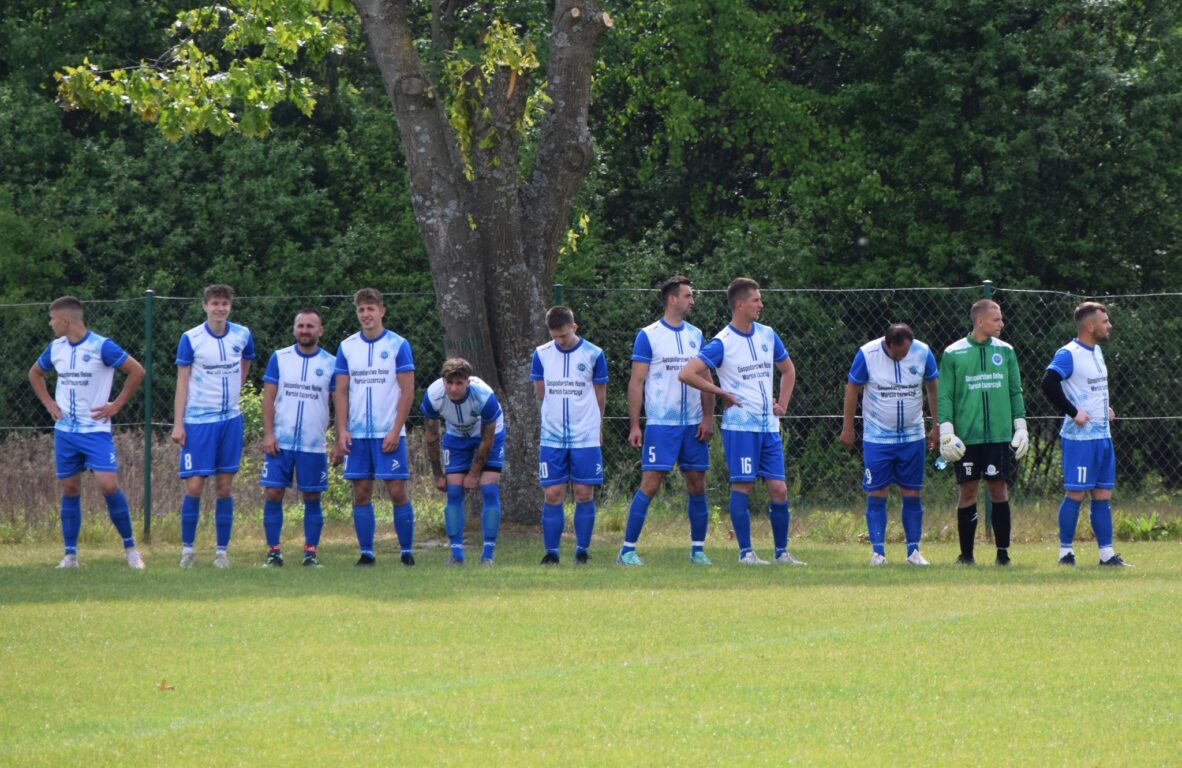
[2,284,1179,539]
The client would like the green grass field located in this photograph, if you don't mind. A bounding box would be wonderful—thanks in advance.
[2,532,1180,766]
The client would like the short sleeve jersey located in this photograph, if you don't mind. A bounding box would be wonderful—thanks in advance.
[334,329,415,439]
[1047,340,1110,440]
[419,376,505,439]
[530,338,608,448]
[37,331,129,434]
[262,345,336,453]
[632,319,705,426]
[698,322,789,433]
[847,338,939,444]
[177,322,256,424]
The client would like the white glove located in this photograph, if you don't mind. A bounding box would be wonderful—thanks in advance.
[939,422,965,462]
[1011,418,1029,460]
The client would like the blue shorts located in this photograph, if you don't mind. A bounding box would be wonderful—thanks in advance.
[538,446,603,487]
[721,429,785,483]
[54,431,118,478]
[642,424,710,472]
[342,436,410,480]
[261,449,329,492]
[443,431,506,475]
[862,439,926,491]
[180,416,244,477]
[1062,438,1116,491]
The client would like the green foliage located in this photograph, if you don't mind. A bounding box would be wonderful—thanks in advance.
[1116,512,1182,542]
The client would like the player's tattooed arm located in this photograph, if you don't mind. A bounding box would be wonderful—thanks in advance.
[466,422,496,490]
[423,419,445,491]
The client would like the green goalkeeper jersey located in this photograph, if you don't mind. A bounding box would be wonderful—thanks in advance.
[937,334,1026,445]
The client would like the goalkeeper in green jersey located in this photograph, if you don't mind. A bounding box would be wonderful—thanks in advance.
[937,299,1028,566]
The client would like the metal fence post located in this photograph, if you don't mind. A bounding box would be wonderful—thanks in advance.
[983,280,993,540]
[142,289,154,542]
[552,283,564,306]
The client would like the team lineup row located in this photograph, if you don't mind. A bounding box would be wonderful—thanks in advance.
[28,278,1129,571]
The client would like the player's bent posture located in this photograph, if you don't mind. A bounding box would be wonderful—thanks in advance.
[333,288,416,567]
[172,284,255,568]
[1042,302,1130,567]
[260,309,336,568]
[532,306,608,565]
[421,358,506,566]
[840,324,939,566]
[29,297,146,569]
[937,299,1028,566]
[620,276,715,566]
[679,278,803,566]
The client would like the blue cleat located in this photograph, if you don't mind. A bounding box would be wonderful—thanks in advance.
[690,551,713,566]
[617,551,644,566]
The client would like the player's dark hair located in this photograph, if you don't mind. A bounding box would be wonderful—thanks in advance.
[884,323,914,347]
[49,296,84,317]
[546,305,575,329]
[970,299,999,322]
[659,275,692,306]
[727,277,760,309]
[440,357,473,380]
[203,284,235,303]
[353,288,384,308]
[1074,301,1107,326]
[294,307,323,323]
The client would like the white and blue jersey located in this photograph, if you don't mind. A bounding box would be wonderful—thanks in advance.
[847,338,939,444]
[531,338,608,448]
[262,345,336,453]
[334,329,415,439]
[698,322,788,433]
[419,376,505,439]
[632,319,705,426]
[1047,340,1110,441]
[37,331,129,433]
[177,322,256,424]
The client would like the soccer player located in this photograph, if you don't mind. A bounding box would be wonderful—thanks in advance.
[1042,302,1130,567]
[937,299,1028,566]
[29,296,146,569]
[840,324,939,566]
[619,275,715,566]
[420,358,506,566]
[531,305,608,565]
[679,277,804,566]
[172,284,255,569]
[259,308,336,567]
[333,288,416,566]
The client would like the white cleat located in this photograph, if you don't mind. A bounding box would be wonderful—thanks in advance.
[738,551,770,565]
[775,551,807,566]
[125,549,146,570]
[869,553,887,567]
[179,550,195,569]
[56,554,79,569]
[213,551,230,569]
[906,551,930,566]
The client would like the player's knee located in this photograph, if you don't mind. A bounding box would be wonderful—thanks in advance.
[573,486,594,504]
[184,477,206,497]
[264,487,286,503]
[388,484,409,505]
[1091,488,1112,501]
[639,473,663,496]
[868,488,889,499]
[986,481,1008,503]
[302,492,321,502]
[60,476,83,497]
[899,488,921,499]
[684,472,706,496]
[543,486,566,505]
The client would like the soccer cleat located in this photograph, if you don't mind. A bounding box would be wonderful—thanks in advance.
[540,552,560,566]
[690,551,713,566]
[56,554,79,569]
[302,555,322,568]
[179,550,195,569]
[775,551,807,566]
[870,553,887,567]
[125,549,146,570]
[574,551,590,565]
[617,551,643,566]
[355,553,376,567]
[995,551,1011,567]
[480,558,494,568]
[401,553,416,567]
[906,551,930,566]
[738,551,769,565]
[955,554,976,566]
[447,556,464,567]
[213,551,230,569]
[264,551,284,568]
[1099,553,1133,568]
[1058,552,1076,566]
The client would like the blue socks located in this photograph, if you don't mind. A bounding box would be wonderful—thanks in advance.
[303,498,323,550]
[866,496,887,556]
[480,484,500,560]
[688,493,708,554]
[621,491,652,555]
[1090,499,1114,549]
[263,500,283,548]
[444,485,465,560]
[574,500,596,555]
[180,494,200,548]
[61,495,81,555]
[104,491,135,549]
[353,503,375,556]
[729,490,752,555]
[1058,496,1083,549]
[214,497,233,551]
[769,500,790,557]
[541,502,564,556]
[393,502,415,556]
[901,496,923,556]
